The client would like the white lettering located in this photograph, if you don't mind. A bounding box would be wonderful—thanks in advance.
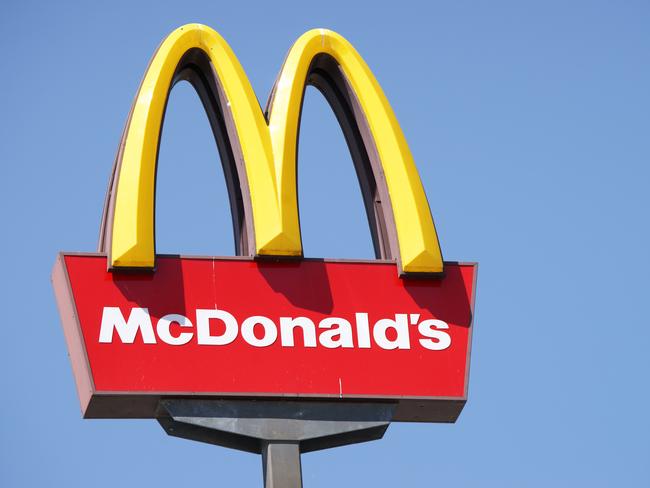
[99,307,156,344]
[373,314,410,350]
[280,317,316,347]
[418,319,451,350]
[196,309,238,345]
[157,314,193,345]
[355,313,371,348]
[98,307,453,352]
[319,317,354,348]
[241,316,278,347]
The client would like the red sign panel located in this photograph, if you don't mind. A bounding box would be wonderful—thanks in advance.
[53,254,477,422]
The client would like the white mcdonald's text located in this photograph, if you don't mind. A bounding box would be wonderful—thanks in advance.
[98,307,452,351]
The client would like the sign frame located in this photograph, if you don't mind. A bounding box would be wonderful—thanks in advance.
[53,252,477,423]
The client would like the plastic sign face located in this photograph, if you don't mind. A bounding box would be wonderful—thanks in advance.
[52,24,477,422]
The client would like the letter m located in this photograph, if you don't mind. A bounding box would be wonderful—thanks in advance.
[99,307,156,344]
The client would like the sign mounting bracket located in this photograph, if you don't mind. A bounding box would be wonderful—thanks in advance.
[157,399,397,487]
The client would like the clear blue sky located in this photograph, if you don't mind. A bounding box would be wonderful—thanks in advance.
[1,1,648,486]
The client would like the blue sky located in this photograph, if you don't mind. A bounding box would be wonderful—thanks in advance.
[1,1,648,486]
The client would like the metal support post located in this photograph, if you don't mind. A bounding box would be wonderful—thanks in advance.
[262,441,302,488]
[157,399,396,487]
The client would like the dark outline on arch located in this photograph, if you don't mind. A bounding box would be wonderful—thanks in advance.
[295,53,397,260]
[99,50,401,265]
[99,48,254,262]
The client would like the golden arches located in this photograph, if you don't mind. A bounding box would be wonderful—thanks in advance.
[100,24,443,274]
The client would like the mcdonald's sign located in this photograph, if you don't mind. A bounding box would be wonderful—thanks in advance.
[52,24,477,422]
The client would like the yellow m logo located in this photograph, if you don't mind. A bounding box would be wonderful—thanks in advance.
[99,24,443,274]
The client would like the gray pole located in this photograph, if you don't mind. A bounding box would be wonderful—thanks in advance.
[262,441,302,488]
[158,399,395,488]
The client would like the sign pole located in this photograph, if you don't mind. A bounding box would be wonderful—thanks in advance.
[262,441,302,488]
[157,399,396,488]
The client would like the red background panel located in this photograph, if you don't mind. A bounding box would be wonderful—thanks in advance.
[60,255,475,404]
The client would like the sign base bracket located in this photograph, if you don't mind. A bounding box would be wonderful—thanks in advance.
[157,399,396,487]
